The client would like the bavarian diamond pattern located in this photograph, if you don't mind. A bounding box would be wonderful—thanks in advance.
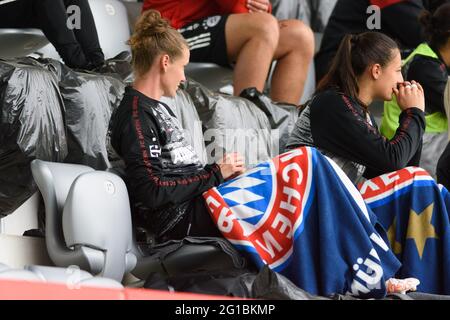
[219,162,273,231]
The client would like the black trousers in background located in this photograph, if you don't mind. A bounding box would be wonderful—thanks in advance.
[0,0,104,69]
[437,142,450,191]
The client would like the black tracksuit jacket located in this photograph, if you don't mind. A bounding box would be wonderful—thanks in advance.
[110,87,223,242]
[315,0,450,82]
[286,90,426,183]
[407,48,450,115]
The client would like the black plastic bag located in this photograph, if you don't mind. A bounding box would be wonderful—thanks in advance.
[0,55,128,216]
[240,88,299,154]
[60,68,125,170]
[0,58,67,217]
[182,80,276,168]
[144,264,328,300]
[93,51,134,84]
[41,59,126,170]
[160,89,209,165]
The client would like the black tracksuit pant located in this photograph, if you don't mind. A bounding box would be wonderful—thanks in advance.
[0,0,104,69]
[437,143,450,191]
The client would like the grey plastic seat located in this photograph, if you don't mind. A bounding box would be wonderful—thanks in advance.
[120,0,143,33]
[185,63,234,93]
[0,263,123,287]
[31,160,136,282]
[0,28,49,59]
[32,160,237,284]
[24,265,123,288]
[0,268,43,282]
[185,61,316,104]
[0,263,42,282]
[87,0,131,59]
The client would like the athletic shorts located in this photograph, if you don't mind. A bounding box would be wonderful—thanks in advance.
[178,15,231,68]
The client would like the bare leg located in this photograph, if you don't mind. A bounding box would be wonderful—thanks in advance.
[271,20,315,104]
[225,12,279,96]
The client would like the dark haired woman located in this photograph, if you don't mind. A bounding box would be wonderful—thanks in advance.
[381,3,450,177]
[315,0,450,83]
[287,32,425,184]
[287,32,450,295]
[111,15,450,296]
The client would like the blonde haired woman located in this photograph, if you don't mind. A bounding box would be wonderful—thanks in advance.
[109,10,245,243]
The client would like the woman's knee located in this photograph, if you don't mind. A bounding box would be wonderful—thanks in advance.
[247,12,280,48]
[279,19,315,56]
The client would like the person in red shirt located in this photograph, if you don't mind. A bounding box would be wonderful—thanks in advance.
[142,0,314,105]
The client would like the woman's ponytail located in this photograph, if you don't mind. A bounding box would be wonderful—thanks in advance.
[317,34,360,101]
[316,32,399,106]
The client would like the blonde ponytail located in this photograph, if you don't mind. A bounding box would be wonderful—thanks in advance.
[128,10,188,76]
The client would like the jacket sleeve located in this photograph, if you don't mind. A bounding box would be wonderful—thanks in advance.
[310,93,426,174]
[119,109,224,210]
[407,57,447,115]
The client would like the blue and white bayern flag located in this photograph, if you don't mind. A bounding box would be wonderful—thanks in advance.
[204,147,401,298]
[359,167,450,295]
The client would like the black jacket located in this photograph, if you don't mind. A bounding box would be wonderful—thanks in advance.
[286,90,426,183]
[407,52,450,115]
[109,87,224,240]
[315,0,450,82]
[437,142,450,189]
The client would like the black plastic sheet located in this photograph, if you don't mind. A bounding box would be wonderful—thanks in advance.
[144,264,328,300]
[240,88,299,154]
[0,58,67,217]
[28,56,128,170]
[93,51,134,84]
[182,80,275,168]
[0,55,128,216]
[160,88,209,165]
[53,61,126,170]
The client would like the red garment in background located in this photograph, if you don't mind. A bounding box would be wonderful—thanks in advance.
[142,0,271,29]
[369,0,406,9]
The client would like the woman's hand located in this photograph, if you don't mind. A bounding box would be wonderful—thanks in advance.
[218,152,246,180]
[393,80,425,112]
[246,0,271,13]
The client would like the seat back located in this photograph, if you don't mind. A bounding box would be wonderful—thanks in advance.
[31,160,94,269]
[88,0,131,59]
[0,28,49,59]
[63,170,136,280]
[120,0,143,33]
[185,63,233,93]
[105,166,148,260]
[31,160,136,282]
